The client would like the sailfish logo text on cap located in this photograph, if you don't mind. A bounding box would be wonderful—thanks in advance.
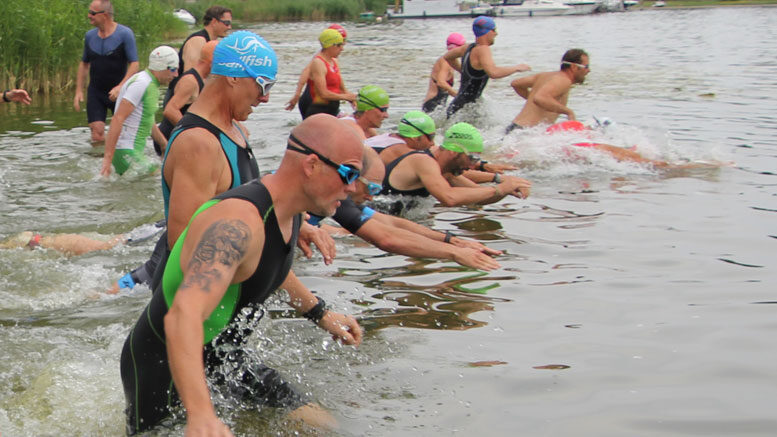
[224,35,273,68]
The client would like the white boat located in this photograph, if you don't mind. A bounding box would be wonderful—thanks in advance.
[490,0,572,17]
[562,0,602,15]
[653,0,665,6]
[387,0,490,18]
[173,9,196,25]
[623,0,639,8]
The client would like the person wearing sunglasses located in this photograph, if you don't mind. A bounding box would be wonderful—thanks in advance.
[120,114,364,436]
[303,28,357,119]
[286,23,348,119]
[443,16,530,119]
[100,45,179,177]
[423,32,466,114]
[379,122,531,215]
[176,6,232,76]
[340,85,390,139]
[310,146,503,271]
[74,0,139,143]
[507,48,591,133]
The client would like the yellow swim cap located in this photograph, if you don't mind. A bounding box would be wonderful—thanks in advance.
[319,28,344,48]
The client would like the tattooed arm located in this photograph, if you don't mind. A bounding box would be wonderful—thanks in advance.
[164,201,264,435]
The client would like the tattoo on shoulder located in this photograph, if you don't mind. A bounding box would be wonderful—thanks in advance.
[182,219,251,293]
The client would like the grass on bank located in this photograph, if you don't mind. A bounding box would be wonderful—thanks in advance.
[0,0,187,94]
[171,0,387,23]
[1,0,386,95]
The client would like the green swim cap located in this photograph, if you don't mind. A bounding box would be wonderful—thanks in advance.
[441,122,483,153]
[356,85,389,112]
[398,110,436,138]
[319,28,344,48]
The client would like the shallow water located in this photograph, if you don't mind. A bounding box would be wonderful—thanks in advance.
[2,7,776,436]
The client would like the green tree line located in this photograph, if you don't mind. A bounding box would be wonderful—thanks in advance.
[0,0,386,94]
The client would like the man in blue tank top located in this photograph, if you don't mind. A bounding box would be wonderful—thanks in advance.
[73,0,139,143]
[443,16,530,118]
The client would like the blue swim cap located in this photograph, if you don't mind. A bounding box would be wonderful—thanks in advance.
[473,16,496,38]
[212,31,278,80]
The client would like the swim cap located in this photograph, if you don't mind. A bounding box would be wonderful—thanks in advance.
[212,31,277,80]
[356,85,389,112]
[398,110,436,139]
[441,122,483,153]
[148,45,178,71]
[472,16,496,38]
[319,28,344,48]
[446,32,466,50]
[328,23,347,40]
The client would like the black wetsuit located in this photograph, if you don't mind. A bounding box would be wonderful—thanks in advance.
[298,84,313,119]
[308,198,376,233]
[163,29,210,104]
[120,180,304,435]
[120,113,259,292]
[446,44,489,118]
[381,150,434,197]
[154,68,205,155]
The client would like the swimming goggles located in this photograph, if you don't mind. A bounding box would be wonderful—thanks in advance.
[400,118,435,141]
[562,61,589,70]
[255,76,275,96]
[287,134,360,185]
[358,177,382,195]
[358,94,388,112]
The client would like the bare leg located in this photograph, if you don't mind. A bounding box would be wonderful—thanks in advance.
[89,121,106,144]
[40,233,124,256]
[286,403,337,430]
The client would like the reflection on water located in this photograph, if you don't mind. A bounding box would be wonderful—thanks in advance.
[2,7,777,436]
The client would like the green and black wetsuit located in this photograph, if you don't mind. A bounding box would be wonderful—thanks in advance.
[120,180,303,435]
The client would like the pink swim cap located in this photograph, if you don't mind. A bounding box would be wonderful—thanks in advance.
[446,32,466,50]
[329,23,347,40]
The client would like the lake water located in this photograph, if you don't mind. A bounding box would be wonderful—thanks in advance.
[1,7,776,436]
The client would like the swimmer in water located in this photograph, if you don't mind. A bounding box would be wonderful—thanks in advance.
[508,49,726,168]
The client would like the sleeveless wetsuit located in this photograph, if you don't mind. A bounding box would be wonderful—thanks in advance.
[82,24,138,123]
[304,56,342,118]
[164,29,210,101]
[119,113,258,291]
[155,68,205,155]
[120,180,304,435]
[381,150,434,197]
[447,44,489,118]
[423,77,454,113]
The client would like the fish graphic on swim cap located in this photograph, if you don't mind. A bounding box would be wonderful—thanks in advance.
[212,30,278,80]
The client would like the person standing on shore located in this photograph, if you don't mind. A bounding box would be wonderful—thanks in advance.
[422,32,466,113]
[444,16,530,118]
[73,0,139,143]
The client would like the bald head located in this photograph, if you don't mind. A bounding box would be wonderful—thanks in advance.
[289,114,363,165]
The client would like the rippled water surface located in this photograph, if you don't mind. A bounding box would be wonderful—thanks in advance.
[1,7,776,436]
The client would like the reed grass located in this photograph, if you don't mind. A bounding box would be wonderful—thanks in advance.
[1,0,385,95]
[0,0,187,94]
